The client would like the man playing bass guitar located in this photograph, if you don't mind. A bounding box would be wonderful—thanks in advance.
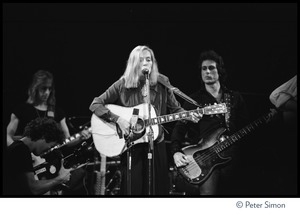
[171,50,249,195]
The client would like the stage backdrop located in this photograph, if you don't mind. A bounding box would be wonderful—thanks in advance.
[3,3,297,124]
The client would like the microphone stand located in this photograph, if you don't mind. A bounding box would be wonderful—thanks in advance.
[126,142,132,195]
[126,108,139,195]
[144,71,155,195]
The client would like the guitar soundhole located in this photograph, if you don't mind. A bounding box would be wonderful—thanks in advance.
[134,118,145,133]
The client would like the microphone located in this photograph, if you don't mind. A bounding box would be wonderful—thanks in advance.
[130,108,139,130]
[125,108,139,144]
[142,68,150,75]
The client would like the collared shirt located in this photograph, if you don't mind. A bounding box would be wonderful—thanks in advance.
[89,74,185,143]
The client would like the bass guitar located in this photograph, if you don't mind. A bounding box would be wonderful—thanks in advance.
[91,103,227,157]
[177,109,277,185]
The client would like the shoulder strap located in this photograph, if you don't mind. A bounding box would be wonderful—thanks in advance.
[223,93,231,130]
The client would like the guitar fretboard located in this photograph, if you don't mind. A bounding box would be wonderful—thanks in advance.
[145,104,226,126]
[40,127,91,157]
[64,127,92,145]
[213,111,274,153]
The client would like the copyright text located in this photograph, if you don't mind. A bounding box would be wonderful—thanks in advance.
[236,201,286,209]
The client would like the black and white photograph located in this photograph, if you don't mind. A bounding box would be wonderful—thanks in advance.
[2,2,298,214]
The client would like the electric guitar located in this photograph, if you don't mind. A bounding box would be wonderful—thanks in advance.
[33,127,92,180]
[177,109,277,185]
[91,103,227,157]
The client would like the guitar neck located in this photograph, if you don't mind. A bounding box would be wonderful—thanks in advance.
[145,104,225,126]
[63,127,92,145]
[147,109,202,126]
[213,111,275,153]
[40,127,91,157]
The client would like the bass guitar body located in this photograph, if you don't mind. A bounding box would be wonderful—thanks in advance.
[178,109,277,185]
[178,128,231,185]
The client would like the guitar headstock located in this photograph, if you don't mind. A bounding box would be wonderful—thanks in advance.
[203,103,227,115]
[266,108,278,123]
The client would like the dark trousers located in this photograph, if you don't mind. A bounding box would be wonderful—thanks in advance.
[120,141,170,196]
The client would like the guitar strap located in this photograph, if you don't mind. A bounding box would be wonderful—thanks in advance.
[158,78,202,107]
[223,93,231,131]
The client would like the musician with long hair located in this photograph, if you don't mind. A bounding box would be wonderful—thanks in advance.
[6,69,91,195]
[6,70,71,146]
[6,69,90,146]
[89,45,200,195]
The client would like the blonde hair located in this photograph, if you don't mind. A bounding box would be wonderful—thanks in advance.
[122,45,160,88]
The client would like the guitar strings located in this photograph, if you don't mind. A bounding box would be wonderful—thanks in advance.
[182,115,268,176]
[147,105,225,125]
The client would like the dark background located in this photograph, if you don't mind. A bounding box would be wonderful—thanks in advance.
[3,3,297,195]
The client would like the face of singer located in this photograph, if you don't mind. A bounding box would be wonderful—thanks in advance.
[38,80,53,103]
[139,50,152,73]
[201,60,219,85]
